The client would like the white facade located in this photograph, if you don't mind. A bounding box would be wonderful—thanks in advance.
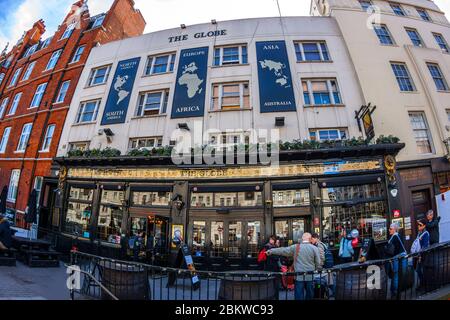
[57,16,366,156]
[312,0,450,162]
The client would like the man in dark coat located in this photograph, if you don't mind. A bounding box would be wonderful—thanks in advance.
[425,210,440,245]
[0,214,13,250]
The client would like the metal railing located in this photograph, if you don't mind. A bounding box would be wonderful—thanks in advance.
[68,241,450,301]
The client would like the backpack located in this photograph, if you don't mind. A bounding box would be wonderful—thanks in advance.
[411,231,429,254]
[323,243,334,268]
[257,248,267,264]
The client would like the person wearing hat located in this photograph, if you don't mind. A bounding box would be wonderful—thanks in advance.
[338,229,355,264]
[0,214,13,250]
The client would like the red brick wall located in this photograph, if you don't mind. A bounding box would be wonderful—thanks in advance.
[0,0,145,226]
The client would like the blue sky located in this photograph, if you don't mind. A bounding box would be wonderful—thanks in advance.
[0,0,449,51]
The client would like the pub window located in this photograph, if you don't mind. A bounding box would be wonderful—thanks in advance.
[68,141,90,152]
[272,189,310,207]
[391,62,416,92]
[211,82,250,110]
[75,100,101,123]
[192,221,206,256]
[136,90,169,116]
[409,112,434,154]
[294,41,330,62]
[228,221,242,258]
[191,191,262,207]
[247,221,261,258]
[65,186,95,238]
[7,169,21,202]
[129,137,163,151]
[309,128,348,142]
[213,44,248,66]
[427,63,449,91]
[321,183,387,246]
[433,33,449,53]
[208,131,251,152]
[302,79,342,106]
[275,220,289,242]
[97,189,125,244]
[131,190,172,206]
[405,28,424,47]
[210,221,224,257]
[144,53,176,75]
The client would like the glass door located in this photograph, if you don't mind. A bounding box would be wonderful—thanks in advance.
[227,221,243,258]
[210,221,225,257]
[275,218,310,246]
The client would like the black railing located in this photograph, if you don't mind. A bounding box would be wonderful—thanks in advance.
[68,241,450,301]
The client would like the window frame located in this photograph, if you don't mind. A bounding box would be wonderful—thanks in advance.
[416,8,431,22]
[390,2,406,16]
[359,0,373,11]
[135,90,169,117]
[45,49,62,71]
[213,44,248,66]
[21,61,36,81]
[30,82,48,108]
[24,44,38,58]
[309,128,348,142]
[408,112,434,155]
[16,123,33,152]
[144,53,176,76]
[8,68,22,87]
[7,169,21,203]
[391,62,416,92]
[373,24,395,45]
[211,81,251,111]
[71,45,85,63]
[8,92,22,116]
[41,124,56,152]
[294,41,331,62]
[0,98,9,118]
[68,141,90,152]
[427,63,449,91]
[33,176,44,208]
[91,15,105,29]
[0,127,11,153]
[433,33,449,54]
[405,28,425,47]
[129,137,163,151]
[302,78,343,106]
[55,80,71,103]
[75,100,101,124]
[87,65,112,87]
[60,22,76,40]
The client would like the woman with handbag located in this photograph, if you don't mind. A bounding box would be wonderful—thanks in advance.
[384,223,407,298]
[411,219,430,291]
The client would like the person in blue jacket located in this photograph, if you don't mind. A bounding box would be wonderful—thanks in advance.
[338,229,354,264]
[413,219,430,289]
[384,223,407,298]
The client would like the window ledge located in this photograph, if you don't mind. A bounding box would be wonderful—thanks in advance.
[380,44,399,48]
[85,83,107,89]
[14,151,25,154]
[208,108,252,113]
[142,71,175,78]
[39,150,50,154]
[437,90,450,93]
[399,90,420,94]
[297,60,333,64]
[131,114,167,120]
[211,63,250,68]
[72,121,97,127]
[304,104,345,108]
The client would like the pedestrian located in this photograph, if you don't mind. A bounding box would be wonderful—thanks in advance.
[411,218,430,289]
[384,223,407,298]
[338,229,354,264]
[311,233,326,269]
[425,210,440,245]
[266,233,321,301]
[0,214,13,251]
[262,235,280,272]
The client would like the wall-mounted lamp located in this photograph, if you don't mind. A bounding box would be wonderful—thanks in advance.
[178,123,190,131]
[180,24,186,29]
[211,19,217,25]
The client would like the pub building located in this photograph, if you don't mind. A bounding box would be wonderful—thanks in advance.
[51,142,404,269]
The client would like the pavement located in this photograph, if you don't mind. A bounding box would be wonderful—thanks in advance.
[0,262,70,300]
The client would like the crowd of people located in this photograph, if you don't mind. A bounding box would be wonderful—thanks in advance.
[259,209,442,300]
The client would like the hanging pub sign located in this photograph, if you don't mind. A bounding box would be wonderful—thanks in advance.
[355,103,376,141]
[256,41,297,113]
[171,47,209,119]
[101,57,141,125]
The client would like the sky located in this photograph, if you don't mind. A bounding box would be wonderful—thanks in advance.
[0,0,449,50]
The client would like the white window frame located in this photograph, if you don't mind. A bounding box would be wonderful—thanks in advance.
[8,68,22,87]
[8,92,22,115]
[309,128,348,142]
[45,49,62,71]
[213,45,248,66]
[17,123,33,152]
[211,82,250,110]
[41,37,53,49]
[7,169,21,203]
[136,90,169,116]
[41,124,55,152]
[60,22,76,40]
[71,45,85,63]
[24,44,38,58]
[302,78,343,106]
[129,137,163,151]
[91,15,105,29]
[87,65,112,87]
[144,53,176,76]
[30,83,48,108]
[68,141,90,152]
[294,41,330,62]
[408,112,434,155]
[207,131,252,150]
[0,73,4,85]
[76,100,101,124]
[22,61,36,81]
[0,127,11,153]
[0,98,9,118]
[56,81,70,103]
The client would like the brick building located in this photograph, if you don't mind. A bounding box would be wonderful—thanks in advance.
[0,0,145,230]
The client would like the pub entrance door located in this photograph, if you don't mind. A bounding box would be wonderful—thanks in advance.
[190,218,264,270]
[274,217,312,247]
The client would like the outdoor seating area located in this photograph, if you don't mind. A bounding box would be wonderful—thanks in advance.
[12,236,60,268]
